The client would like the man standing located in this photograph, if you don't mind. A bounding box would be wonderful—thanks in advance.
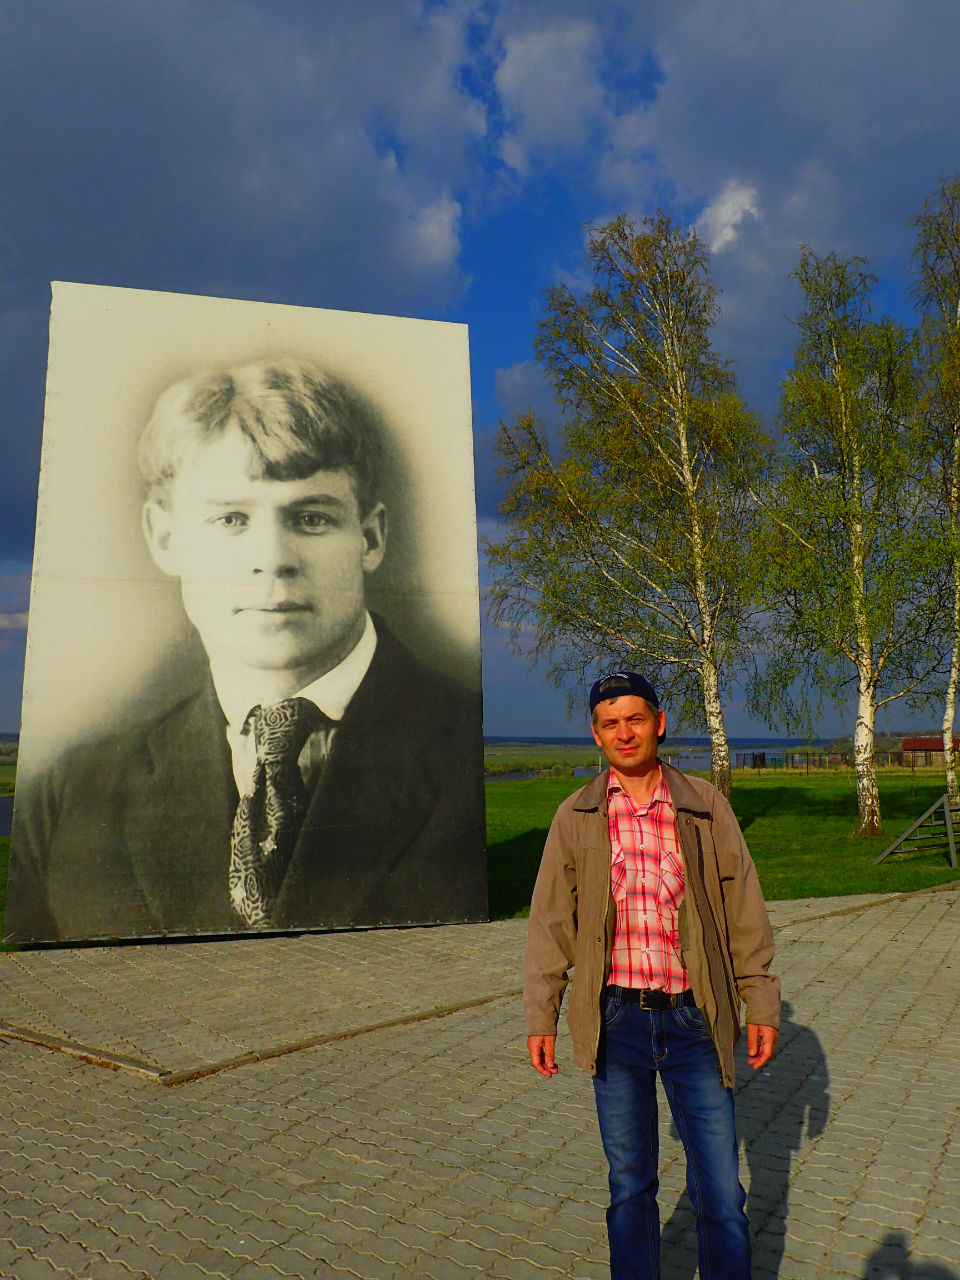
[524,672,779,1279]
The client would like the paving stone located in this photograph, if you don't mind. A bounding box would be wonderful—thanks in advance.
[10,1255,71,1280]
[411,1255,479,1280]
[819,1247,869,1278]
[325,1249,401,1280]
[484,1254,554,1279]
[230,1264,284,1280]
[67,1259,140,1280]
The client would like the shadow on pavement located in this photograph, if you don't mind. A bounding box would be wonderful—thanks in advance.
[862,1231,959,1279]
[661,1001,829,1279]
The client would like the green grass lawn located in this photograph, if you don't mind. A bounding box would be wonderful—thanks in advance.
[0,763,15,796]
[486,769,957,919]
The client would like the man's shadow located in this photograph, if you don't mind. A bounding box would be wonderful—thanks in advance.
[660,1001,829,1279]
[862,1231,958,1280]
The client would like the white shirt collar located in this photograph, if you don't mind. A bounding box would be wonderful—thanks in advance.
[294,611,377,723]
[215,611,378,733]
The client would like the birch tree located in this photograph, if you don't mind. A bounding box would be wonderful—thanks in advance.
[911,176,960,804]
[752,248,943,835]
[485,213,767,798]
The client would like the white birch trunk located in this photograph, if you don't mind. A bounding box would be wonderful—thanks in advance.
[666,357,733,799]
[943,556,960,806]
[944,402,960,806]
[839,340,881,837]
[702,656,732,799]
[854,672,882,836]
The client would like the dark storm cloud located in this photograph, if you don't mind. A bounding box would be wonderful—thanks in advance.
[0,0,487,557]
[0,1,482,300]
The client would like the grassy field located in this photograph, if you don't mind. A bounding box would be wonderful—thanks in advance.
[0,769,955,935]
[484,741,599,776]
[486,769,957,919]
[0,764,15,796]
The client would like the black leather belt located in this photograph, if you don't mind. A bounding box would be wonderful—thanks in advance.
[606,986,696,1010]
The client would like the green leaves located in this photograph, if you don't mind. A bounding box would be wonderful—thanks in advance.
[750,245,948,833]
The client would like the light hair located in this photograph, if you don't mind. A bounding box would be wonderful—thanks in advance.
[138,358,383,513]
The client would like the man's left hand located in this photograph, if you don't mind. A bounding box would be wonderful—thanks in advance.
[747,1023,778,1070]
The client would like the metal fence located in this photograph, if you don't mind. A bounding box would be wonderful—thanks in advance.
[733,751,946,772]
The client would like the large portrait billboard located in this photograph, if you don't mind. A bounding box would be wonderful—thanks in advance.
[4,283,486,944]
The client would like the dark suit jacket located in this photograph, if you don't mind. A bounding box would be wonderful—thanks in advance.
[4,625,487,944]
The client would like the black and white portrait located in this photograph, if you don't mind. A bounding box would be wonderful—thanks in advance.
[4,283,486,944]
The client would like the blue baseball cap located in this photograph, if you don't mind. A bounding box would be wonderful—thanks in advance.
[589,671,659,713]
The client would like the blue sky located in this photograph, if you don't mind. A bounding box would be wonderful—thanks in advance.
[2,0,959,739]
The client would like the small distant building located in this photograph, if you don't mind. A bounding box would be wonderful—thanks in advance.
[901,737,960,766]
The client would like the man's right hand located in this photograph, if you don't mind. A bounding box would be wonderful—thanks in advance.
[527,1034,558,1077]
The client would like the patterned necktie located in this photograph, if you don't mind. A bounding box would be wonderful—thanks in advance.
[229,697,323,927]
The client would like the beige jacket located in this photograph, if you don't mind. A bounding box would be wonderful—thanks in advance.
[523,762,780,1087]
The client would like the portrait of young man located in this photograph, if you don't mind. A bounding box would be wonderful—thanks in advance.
[524,672,779,1280]
[5,289,486,944]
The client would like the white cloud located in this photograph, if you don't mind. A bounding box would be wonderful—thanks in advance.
[499,134,529,178]
[0,2,490,316]
[0,613,27,631]
[494,360,556,421]
[402,192,463,272]
[696,181,759,254]
[596,1,960,262]
[495,20,604,173]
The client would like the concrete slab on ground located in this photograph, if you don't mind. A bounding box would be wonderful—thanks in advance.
[0,921,525,1082]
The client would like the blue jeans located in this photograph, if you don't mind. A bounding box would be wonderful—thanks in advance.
[593,990,750,1280]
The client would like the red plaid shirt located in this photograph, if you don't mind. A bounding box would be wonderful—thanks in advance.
[607,768,689,992]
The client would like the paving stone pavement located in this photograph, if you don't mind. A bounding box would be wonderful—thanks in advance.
[1,887,959,1279]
